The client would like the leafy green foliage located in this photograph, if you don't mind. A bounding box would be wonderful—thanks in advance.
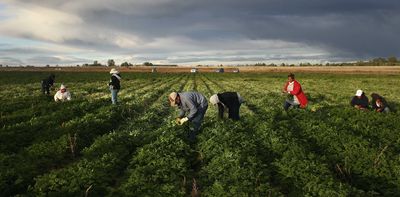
[0,72,399,196]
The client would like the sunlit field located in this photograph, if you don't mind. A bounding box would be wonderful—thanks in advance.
[1,71,399,196]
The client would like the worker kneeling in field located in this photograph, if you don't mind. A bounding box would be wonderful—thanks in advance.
[351,90,369,110]
[169,91,208,142]
[209,92,244,120]
[282,73,308,110]
[41,74,55,95]
[54,84,71,102]
[371,93,390,113]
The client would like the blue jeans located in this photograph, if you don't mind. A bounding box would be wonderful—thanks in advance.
[284,99,299,111]
[110,88,119,104]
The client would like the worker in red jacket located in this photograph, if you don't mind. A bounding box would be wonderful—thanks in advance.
[282,73,308,110]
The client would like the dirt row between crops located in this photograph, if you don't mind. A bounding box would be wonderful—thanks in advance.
[1,66,399,74]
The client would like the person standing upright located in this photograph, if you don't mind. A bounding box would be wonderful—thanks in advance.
[109,68,121,104]
[41,74,55,95]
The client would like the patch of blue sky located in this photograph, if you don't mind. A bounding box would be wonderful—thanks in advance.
[0,2,10,20]
[0,36,49,48]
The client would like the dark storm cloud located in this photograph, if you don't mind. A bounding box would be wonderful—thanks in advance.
[163,54,332,64]
[4,0,400,63]
[70,0,400,58]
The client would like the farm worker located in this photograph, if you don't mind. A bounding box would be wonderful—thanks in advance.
[41,74,55,95]
[109,68,121,104]
[282,73,308,110]
[169,91,208,142]
[350,89,369,110]
[371,93,390,113]
[209,92,244,120]
[54,84,71,102]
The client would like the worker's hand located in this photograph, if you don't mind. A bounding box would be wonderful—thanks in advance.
[175,118,181,125]
[179,117,189,125]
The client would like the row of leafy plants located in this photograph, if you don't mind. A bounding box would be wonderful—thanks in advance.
[28,75,190,196]
[1,72,399,196]
[216,74,400,195]
[0,75,184,196]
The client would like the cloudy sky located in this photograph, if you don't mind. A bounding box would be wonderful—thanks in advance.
[0,0,399,66]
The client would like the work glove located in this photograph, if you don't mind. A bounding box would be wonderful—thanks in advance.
[177,117,189,125]
[175,118,181,125]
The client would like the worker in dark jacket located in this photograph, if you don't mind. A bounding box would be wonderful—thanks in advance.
[371,93,390,113]
[109,68,121,104]
[350,89,369,110]
[41,74,55,95]
[209,92,244,120]
[169,91,208,142]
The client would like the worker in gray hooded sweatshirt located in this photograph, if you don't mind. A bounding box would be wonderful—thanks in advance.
[169,91,208,142]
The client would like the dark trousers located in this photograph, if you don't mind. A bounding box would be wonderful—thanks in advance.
[41,81,50,95]
[189,105,208,141]
[228,104,241,120]
[284,100,299,111]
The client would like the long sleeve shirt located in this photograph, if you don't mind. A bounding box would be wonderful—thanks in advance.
[178,92,208,120]
[54,90,71,102]
[109,74,121,90]
[216,92,241,119]
[283,80,308,107]
[42,76,55,87]
[350,95,369,108]
[370,93,388,111]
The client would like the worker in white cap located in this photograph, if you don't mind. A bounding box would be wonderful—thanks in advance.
[109,68,121,104]
[169,91,208,142]
[54,84,71,102]
[210,92,244,120]
[350,89,369,110]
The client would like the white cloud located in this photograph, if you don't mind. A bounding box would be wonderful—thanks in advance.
[1,0,399,65]
[0,5,83,42]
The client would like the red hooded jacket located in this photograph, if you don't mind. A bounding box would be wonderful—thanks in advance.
[284,80,308,108]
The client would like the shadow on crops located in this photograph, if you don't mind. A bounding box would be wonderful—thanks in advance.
[306,93,327,103]
[387,101,398,112]
[271,104,400,195]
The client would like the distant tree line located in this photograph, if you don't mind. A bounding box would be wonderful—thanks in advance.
[77,60,176,67]
[249,56,400,67]
[2,56,398,68]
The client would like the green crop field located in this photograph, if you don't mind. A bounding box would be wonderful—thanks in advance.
[1,71,399,196]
